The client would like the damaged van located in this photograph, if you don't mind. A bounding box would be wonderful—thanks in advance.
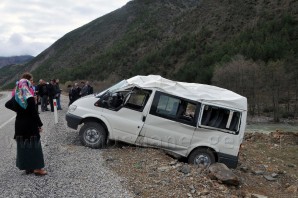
[66,75,247,168]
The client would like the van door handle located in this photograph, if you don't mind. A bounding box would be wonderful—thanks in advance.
[142,116,146,122]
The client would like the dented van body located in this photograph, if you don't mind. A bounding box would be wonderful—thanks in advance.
[66,75,247,168]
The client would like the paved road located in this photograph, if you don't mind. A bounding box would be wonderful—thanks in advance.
[0,92,16,131]
[0,92,132,198]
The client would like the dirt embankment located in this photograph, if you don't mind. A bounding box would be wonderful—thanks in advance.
[102,132,298,198]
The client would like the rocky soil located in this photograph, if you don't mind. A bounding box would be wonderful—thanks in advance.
[102,132,298,198]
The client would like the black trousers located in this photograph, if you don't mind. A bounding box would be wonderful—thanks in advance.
[49,96,54,111]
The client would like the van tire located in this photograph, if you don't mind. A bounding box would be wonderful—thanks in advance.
[79,122,107,149]
[188,148,215,167]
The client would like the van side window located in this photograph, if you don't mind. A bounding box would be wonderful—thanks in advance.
[156,95,180,117]
[124,88,151,111]
[200,105,241,133]
[150,91,198,126]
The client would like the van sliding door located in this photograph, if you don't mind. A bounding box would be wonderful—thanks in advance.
[140,91,199,156]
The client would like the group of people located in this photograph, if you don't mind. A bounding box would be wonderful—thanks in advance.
[35,79,62,112]
[67,81,93,106]
[5,72,95,176]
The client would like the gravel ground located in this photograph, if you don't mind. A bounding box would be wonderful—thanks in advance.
[0,94,132,198]
[102,132,298,198]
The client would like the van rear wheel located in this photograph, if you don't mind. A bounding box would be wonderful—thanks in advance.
[188,148,215,167]
[79,122,107,149]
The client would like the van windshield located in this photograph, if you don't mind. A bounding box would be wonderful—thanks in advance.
[96,80,128,98]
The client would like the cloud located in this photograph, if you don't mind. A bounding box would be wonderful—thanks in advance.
[0,33,49,56]
[0,0,130,57]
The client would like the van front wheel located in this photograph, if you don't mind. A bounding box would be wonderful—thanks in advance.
[79,122,107,149]
[188,148,215,167]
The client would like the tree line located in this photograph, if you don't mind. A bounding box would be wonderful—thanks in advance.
[212,55,298,122]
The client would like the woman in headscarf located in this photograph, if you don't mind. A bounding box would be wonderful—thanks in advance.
[5,72,47,176]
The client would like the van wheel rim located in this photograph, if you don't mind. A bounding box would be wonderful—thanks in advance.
[85,128,100,143]
[194,154,210,166]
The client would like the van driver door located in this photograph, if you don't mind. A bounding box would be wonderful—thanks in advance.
[101,87,152,144]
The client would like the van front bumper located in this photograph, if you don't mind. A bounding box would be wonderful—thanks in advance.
[65,113,82,130]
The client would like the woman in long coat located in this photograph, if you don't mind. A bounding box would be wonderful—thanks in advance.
[5,72,47,175]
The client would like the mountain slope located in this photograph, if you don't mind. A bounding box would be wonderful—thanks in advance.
[1,0,298,86]
[0,55,33,68]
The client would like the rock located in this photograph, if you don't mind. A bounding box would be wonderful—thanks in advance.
[277,170,286,175]
[252,170,264,175]
[180,165,191,174]
[285,185,298,193]
[133,188,142,196]
[169,160,178,166]
[287,163,296,168]
[191,189,196,194]
[200,189,210,195]
[161,179,170,185]
[105,157,114,162]
[187,193,192,197]
[173,163,183,169]
[271,173,278,178]
[240,166,249,172]
[157,166,171,172]
[148,173,158,177]
[189,185,195,190]
[197,167,204,174]
[208,163,240,186]
[263,175,277,181]
[251,193,268,198]
[285,183,291,187]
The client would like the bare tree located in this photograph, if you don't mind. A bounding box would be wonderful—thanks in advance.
[212,55,261,116]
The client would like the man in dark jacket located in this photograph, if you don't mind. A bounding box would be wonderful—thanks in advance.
[47,79,56,112]
[86,81,93,95]
[73,83,81,101]
[37,79,49,112]
[54,79,62,110]
[80,81,88,97]
[67,84,76,106]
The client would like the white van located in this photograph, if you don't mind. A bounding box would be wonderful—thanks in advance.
[66,75,247,168]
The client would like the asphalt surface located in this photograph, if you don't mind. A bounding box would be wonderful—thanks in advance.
[0,92,132,198]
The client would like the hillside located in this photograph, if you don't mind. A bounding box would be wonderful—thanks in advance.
[0,55,34,87]
[0,55,33,68]
[1,0,297,120]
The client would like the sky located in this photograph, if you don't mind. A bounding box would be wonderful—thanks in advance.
[0,0,130,57]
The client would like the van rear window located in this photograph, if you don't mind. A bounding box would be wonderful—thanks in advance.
[200,105,241,133]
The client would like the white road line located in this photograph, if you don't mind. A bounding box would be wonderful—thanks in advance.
[0,115,16,129]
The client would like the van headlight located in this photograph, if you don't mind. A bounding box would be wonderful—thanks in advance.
[68,105,77,112]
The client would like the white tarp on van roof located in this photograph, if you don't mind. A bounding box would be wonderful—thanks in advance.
[127,75,247,110]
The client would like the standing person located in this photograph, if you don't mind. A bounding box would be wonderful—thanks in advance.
[80,81,88,97]
[5,72,47,176]
[86,81,93,95]
[67,84,75,106]
[73,83,81,101]
[38,79,49,112]
[55,79,62,110]
[47,79,56,112]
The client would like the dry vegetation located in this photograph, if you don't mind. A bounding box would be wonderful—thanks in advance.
[102,132,298,198]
